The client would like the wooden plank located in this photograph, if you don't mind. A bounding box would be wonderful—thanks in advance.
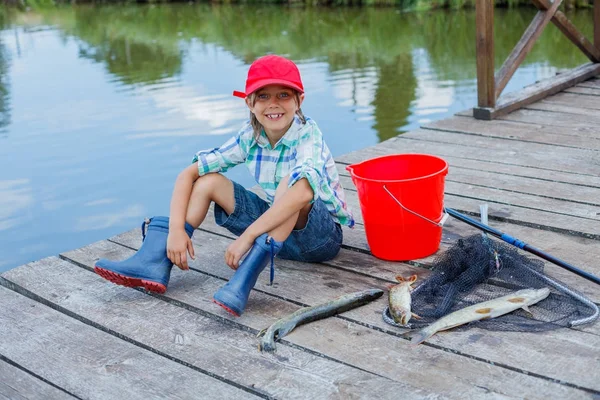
[532,0,600,62]
[565,86,600,96]
[541,92,600,110]
[82,232,600,395]
[0,359,76,400]
[495,1,564,99]
[496,107,600,133]
[397,130,600,175]
[1,258,422,400]
[0,286,256,400]
[474,63,600,120]
[424,115,600,150]
[577,78,600,89]
[347,130,600,176]
[398,129,600,170]
[526,101,600,116]
[475,0,495,108]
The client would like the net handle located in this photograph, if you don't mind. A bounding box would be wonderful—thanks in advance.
[383,184,448,228]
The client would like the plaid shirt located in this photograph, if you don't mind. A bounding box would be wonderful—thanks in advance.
[192,116,354,228]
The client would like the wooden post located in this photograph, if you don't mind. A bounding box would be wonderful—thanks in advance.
[475,0,495,110]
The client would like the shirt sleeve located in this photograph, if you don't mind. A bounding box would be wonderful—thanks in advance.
[288,122,325,203]
[192,132,247,176]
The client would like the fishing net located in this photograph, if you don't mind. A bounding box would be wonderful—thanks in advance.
[383,233,599,331]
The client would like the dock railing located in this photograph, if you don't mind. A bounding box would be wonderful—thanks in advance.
[474,0,600,120]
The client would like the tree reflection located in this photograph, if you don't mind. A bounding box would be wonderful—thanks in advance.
[372,54,416,141]
[0,11,11,137]
[14,4,595,141]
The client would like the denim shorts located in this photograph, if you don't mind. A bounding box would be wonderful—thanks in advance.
[214,181,343,262]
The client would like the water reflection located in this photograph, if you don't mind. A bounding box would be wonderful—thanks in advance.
[0,4,593,271]
[0,11,11,137]
[26,5,592,137]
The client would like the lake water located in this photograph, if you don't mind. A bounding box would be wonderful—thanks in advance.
[0,5,593,272]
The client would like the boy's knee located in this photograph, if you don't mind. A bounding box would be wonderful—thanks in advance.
[192,173,227,194]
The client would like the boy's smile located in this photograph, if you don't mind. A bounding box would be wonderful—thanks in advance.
[247,84,304,145]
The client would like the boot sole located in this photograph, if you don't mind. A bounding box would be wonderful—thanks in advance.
[212,299,240,317]
[94,267,167,294]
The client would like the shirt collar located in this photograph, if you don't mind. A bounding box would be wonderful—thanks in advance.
[255,116,305,149]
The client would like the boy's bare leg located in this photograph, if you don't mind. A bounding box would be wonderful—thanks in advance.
[267,176,312,242]
[185,173,236,228]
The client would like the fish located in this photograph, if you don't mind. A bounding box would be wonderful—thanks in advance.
[258,289,384,352]
[407,287,550,345]
[388,274,418,325]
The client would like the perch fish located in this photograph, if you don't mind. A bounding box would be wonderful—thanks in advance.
[389,274,418,325]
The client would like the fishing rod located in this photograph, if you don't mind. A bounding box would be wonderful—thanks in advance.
[445,207,600,286]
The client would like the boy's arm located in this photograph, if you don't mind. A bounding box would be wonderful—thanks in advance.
[243,178,313,241]
[225,177,312,269]
[168,163,199,270]
[169,163,200,231]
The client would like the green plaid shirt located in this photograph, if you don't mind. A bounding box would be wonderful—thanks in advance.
[192,116,354,228]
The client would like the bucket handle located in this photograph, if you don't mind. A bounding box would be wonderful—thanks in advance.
[383,185,448,227]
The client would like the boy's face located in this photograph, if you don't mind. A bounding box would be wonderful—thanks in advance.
[246,84,304,140]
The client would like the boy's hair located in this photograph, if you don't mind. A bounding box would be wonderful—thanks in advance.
[247,90,306,141]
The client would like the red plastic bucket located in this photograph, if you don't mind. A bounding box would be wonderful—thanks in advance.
[346,154,448,261]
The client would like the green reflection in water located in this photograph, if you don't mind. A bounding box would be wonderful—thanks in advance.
[0,11,11,135]
[7,4,595,140]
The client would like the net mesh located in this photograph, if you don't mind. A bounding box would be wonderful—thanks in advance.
[395,234,598,331]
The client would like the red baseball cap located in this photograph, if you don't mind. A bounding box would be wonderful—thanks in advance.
[233,55,304,99]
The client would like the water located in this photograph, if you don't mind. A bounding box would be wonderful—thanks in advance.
[0,5,592,272]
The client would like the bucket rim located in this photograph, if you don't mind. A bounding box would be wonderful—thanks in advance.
[346,153,449,183]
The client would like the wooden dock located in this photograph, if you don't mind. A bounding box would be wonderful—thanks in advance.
[2,77,600,400]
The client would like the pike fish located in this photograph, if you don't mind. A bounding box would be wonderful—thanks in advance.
[258,289,384,352]
[389,274,418,325]
[408,287,550,345]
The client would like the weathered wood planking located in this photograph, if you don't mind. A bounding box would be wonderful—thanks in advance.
[397,129,600,173]
[424,116,600,149]
[8,255,589,400]
[578,77,600,88]
[0,359,76,400]
[499,107,600,129]
[0,286,257,400]
[90,229,600,393]
[565,86,600,96]
[542,92,600,110]
[526,101,600,116]
[1,258,423,400]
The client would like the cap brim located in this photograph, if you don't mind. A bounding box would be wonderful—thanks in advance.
[233,78,304,98]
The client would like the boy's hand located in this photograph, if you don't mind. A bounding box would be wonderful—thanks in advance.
[225,234,254,270]
[167,229,195,270]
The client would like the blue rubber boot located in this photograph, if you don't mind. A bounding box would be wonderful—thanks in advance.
[213,233,283,316]
[94,216,194,294]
